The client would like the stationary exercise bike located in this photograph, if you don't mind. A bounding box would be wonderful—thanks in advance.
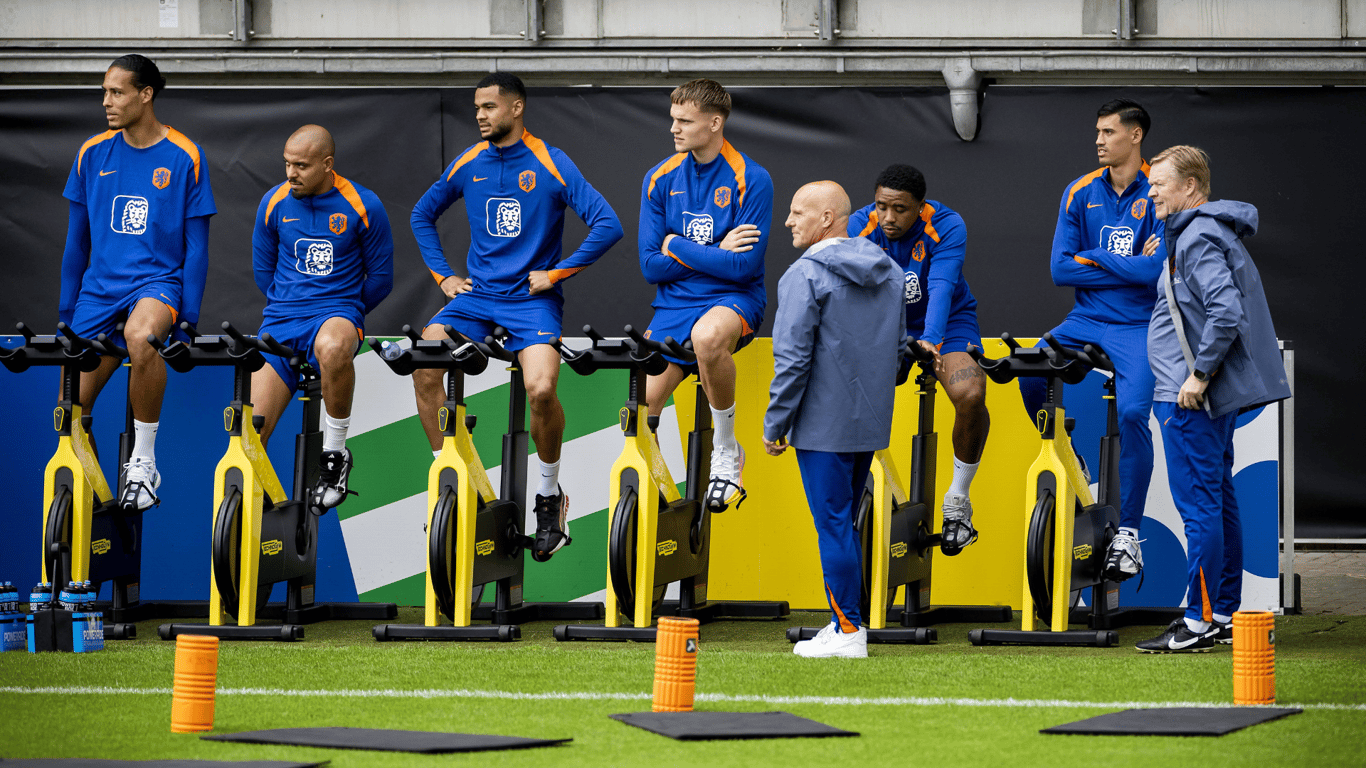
[967,333,1179,647]
[552,325,790,641]
[1,322,206,639]
[371,325,604,641]
[787,341,1013,646]
[154,322,397,641]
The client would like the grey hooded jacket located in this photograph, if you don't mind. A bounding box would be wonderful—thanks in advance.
[1148,200,1292,419]
[764,236,905,452]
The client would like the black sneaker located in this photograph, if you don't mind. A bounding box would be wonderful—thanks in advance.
[532,487,570,562]
[1214,621,1233,644]
[1136,620,1216,653]
[310,448,356,515]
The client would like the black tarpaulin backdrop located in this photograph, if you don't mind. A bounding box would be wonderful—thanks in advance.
[0,85,1360,534]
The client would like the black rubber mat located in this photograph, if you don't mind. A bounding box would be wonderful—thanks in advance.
[202,726,569,753]
[610,711,858,740]
[0,761,323,767]
[0,754,322,759]
[1041,707,1303,736]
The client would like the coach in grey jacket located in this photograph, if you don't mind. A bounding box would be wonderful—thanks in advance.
[1135,145,1292,655]
[763,181,904,659]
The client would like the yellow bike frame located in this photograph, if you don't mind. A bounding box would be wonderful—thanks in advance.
[1020,404,1095,632]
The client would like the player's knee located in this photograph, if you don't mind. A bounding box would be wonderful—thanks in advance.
[524,375,559,409]
[691,322,732,360]
[954,382,987,414]
[313,333,356,369]
[1117,400,1151,428]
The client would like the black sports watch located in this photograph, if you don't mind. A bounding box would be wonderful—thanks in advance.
[1193,369,1210,382]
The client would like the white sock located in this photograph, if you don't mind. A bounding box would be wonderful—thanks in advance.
[323,413,350,452]
[131,420,158,462]
[1213,613,1233,625]
[711,404,737,452]
[1185,617,1211,633]
[946,457,978,499]
[537,458,560,498]
[1119,526,1139,539]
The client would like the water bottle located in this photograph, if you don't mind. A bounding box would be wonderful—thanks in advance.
[1,582,14,613]
[380,340,403,362]
[81,581,95,614]
[58,581,77,611]
[29,582,52,612]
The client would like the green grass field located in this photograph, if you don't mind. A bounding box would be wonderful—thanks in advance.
[3,611,1364,767]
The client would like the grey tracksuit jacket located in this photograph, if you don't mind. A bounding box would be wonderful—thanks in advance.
[764,236,905,453]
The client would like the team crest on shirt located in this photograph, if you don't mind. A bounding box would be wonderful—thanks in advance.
[519,170,536,193]
[111,195,149,235]
[152,167,171,190]
[329,212,347,235]
[294,238,335,276]
[1101,225,1136,256]
[904,271,922,304]
[487,198,522,237]
[682,212,714,245]
[912,240,927,263]
[1131,198,1148,220]
[713,186,731,209]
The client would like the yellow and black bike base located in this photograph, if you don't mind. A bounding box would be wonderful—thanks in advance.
[370,329,603,643]
[155,324,397,642]
[551,328,788,643]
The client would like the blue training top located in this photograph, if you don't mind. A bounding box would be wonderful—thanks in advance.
[638,141,772,315]
[410,130,623,299]
[61,127,216,324]
[252,173,394,325]
[1050,163,1167,326]
[848,199,976,347]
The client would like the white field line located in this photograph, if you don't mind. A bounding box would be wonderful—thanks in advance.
[1,686,1362,712]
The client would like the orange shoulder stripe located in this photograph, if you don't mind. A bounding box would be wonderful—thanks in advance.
[920,203,941,243]
[719,140,748,206]
[1065,167,1106,213]
[521,131,567,187]
[332,173,370,229]
[76,130,118,177]
[263,183,291,221]
[857,210,879,238]
[447,141,489,181]
[164,127,202,183]
[646,153,688,197]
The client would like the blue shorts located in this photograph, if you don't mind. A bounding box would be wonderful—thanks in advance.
[259,310,364,394]
[70,281,181,346]
[427,291,563,352]
[646,296,763,368]
[909,305,981,356]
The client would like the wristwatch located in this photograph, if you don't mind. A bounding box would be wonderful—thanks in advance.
[1193,369,1209,382]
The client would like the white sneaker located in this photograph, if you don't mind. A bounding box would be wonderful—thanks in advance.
[119,457,161,511]
[1104,530,1144,582]
[705,441,746,512]
[940,493,978,556]
[793,622,868,658]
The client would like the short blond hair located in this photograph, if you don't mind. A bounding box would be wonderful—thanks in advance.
[1151,145,1211,197]
[671,78,731,118]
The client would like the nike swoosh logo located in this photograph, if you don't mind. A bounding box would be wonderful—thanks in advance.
[100,170,117,176]
[472,176,488,182]
[1167,633,1204,650]
[537,331,555,336]
[670,190,685,196]
[1087,203,1102,208]
[282,217,299,222]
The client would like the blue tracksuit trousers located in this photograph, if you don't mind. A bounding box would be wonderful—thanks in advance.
[794,448,874,632]
[1019,315,1154,531]
[1154,402,1243,622]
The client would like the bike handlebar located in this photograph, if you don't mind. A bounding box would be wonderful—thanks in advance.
[0,321,127,374]
[968,332,1112,385]
[366,324,492,376]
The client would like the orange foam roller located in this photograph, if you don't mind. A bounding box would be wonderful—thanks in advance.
[171,634,220,733]
[652,617,700,712]
[1232,611,1275,705]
